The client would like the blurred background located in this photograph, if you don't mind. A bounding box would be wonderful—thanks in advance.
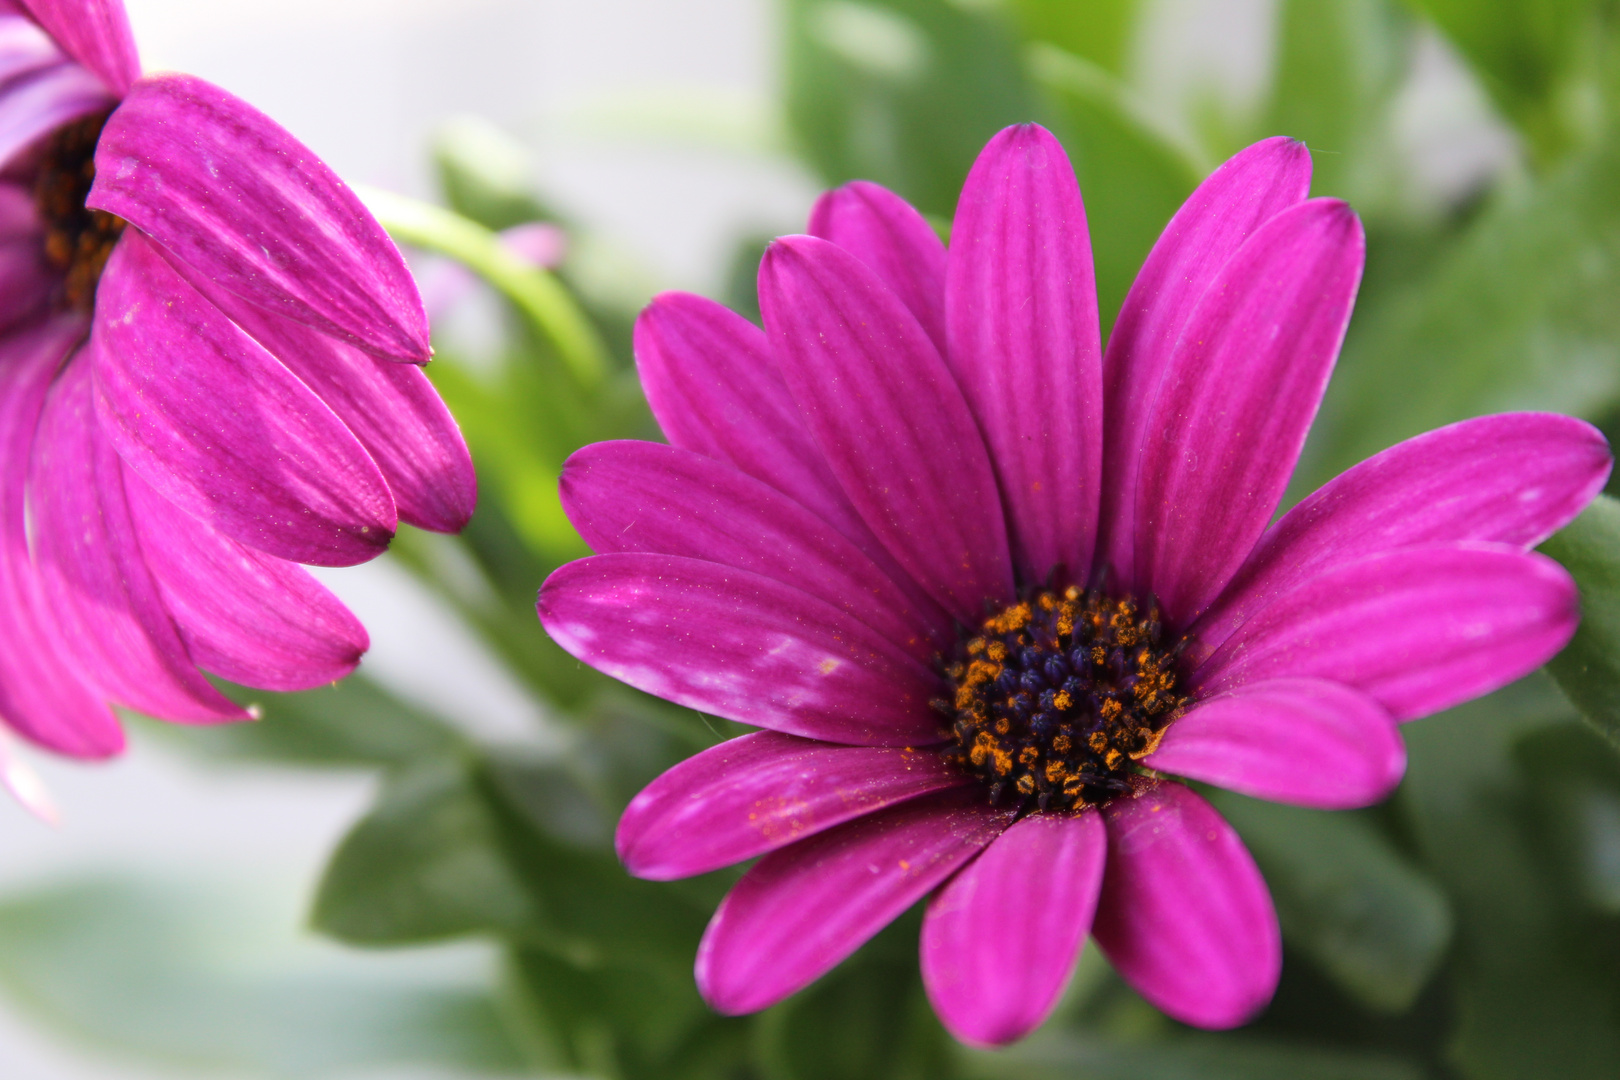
[5,0,1620,1077]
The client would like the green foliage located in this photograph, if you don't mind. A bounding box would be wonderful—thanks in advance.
[1007,0,1139,74]
[784,0,1041,217]
[1543,494,1620,748]
[0,876,523,1078]
[1212,793,1452,1013]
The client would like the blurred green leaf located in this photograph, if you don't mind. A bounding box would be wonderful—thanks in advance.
[1266,0,1411,206]
[0,876,521,1078]
[963,1032,1425,1080]
[504,946,734,1079]
[155,674,462,767]
[1212,793,1452,1013]
[1030,44,1200,333]
[1402,0,1599,162]
[1399,679,1620,1079]
[434,114,558,231]
[755,915,956,1080]
[1543,494,1620,749]
[1008,0,1139,74]
[784,0,1042,217]
[1306,135,1620,486]
[314,758,541,945]
[1516,723,1620,913]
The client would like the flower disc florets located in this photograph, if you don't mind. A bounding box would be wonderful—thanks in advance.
[34,110,127,311]
[937,586,1187,811]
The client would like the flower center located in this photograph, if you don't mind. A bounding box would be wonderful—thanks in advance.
[937,587,1187,811]
[34,110,126,312]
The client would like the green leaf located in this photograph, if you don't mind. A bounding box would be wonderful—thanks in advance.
[0,875,522,1077]
[1209,793,1452,1013]
[434,114,557,231]
[1515,723,1620,913]
[1542,494,1620,749]
[1007,0,1139,74]
[1265,0,1411,207]
[1398,678,1620,1079]
[1029,45,1201,334]
[313,758,541,945]
[1305,135,1620,487]
[149,674,462,767]
[754,914,956,1080]
[784,0,1042,218]
[962,1032,1425,1080]
[1401,0,1598,162]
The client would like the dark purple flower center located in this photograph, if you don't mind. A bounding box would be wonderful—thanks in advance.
[936,587,1188,811]
[34,110,126,312]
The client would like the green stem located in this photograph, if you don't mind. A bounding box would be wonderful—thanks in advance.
[355,184,610,389]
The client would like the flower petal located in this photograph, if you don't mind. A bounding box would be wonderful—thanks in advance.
[16,0,138,95]
[760,234,1013,623]
[809,179,947,352]
[0,60,112,171]
[29,356,246,721]
[1191,412,1611,664]
[1196,543,1578,721]
[0,724,57,823]
[0,316,121,756]
[946,124,1102,586]
[1133,198,1364,626]
[89,73,428,362]
[1098,137,1311,588]
[0,14,68,87]
[121,467,367,691]
[0,235,52,330]
[538,553,944,746]
[617,731,968,880]
[189,273,475,534]
[91,231,396,567]
[1093,781,1280,1029]
[695,788,1012,1015]
[921,809,1106,1046]
[562,439,938,656]
[1145,678,1404,809]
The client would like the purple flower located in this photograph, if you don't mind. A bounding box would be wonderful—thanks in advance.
[0,0,474,766]
[537,125,1609,1045]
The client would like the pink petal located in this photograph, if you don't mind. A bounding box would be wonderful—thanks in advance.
[1196,543,1578,721]
[538,553,945,747]
[0,316,121,756]
[808,179,947,352]
[1098,137,1311,589]
[562,439,938,656]
[89,73,428,362]
[90,231,396,567]
[0,14,67,87]
[921,809,1106,1046]
[187,272,475,534]
[16,0,138,95]
[616,731,968,880]
[1093,781,1280,1029]
[1145,678,1404,809]
[121,467,367,691]
[760,235,1013,623]
[634,292,948,629]
[0,235,52,330]
[1133,199,1364,626]
[0,60,113,171]
[1191,412,1612,664]
[695,788,1012,1015]
[946,124,1102,586]
[0,724,57,823]
[29,357,246,721]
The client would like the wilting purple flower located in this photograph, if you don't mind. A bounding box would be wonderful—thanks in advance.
[0,0,474,768]
[537,125,1609,1044]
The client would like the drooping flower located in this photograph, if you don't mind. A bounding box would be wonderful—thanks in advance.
[0,0,475,776]
[537,124,1608,1045]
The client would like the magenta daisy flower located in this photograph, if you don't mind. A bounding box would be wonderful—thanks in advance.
[0,0,474,765]
[537,125,1608,1045]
